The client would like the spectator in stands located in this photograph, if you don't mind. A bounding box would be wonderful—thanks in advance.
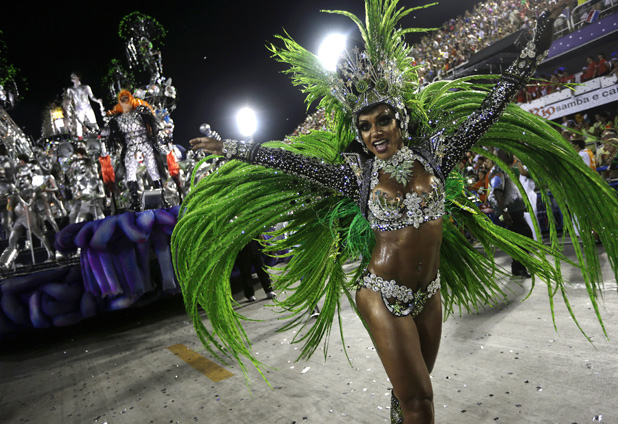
[487,149,533,278]
[473,154,487,172]
[574,112,585,128]
[593,112,613,136]
[600,127,617,145]
[548,72,560,94]
[561,129,575,142]
[580,56,598,82]
[570,137,597,172]
[526,82,540,102]
[580,118,597,143]
[456,156,471,176]
[514,155,540,241]
[597,53,611,76]
[554,8,570,32]
[538,74,553,97]
[609,58,618,77]
[409,0,613,86]
[570,135,602,244]
[469,169,489,203]
[597,129,618,179]
[464,151,475,169]
[562,117,578,131]
[556,67,575,84]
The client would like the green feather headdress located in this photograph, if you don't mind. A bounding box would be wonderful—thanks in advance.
[268,0,437,140]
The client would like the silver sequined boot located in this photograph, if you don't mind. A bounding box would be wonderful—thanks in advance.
[391,389,404,424]
[153,179,170,208]
[127,181,143,212]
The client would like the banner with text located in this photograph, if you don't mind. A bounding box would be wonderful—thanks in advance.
[520,85,618,121]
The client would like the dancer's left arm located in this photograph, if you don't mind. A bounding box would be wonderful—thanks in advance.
[441,0,569,175]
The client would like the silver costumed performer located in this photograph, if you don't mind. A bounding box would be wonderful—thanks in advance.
[101,90,169,211]
[64,72,105,138]
[66,148,106,223]
[0,156,55,269]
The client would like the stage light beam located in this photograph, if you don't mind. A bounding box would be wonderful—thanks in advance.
[318,34,347,72]
[236,107,257,138]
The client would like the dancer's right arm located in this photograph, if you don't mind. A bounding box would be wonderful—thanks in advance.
[189,137,360,201]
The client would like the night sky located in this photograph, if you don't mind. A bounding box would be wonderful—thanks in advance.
[2,0,481,148]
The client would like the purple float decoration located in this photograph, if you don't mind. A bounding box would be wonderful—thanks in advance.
[1,208,180,336]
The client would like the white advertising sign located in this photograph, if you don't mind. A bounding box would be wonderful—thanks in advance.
[519,78,618,120]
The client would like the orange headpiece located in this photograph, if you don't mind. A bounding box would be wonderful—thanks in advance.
[107,89,154,115]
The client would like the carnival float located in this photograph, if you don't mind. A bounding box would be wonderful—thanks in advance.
[0,13,204,336]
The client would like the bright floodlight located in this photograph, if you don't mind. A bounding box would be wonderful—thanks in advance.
[236,107,257,137]
[318,34,347,72]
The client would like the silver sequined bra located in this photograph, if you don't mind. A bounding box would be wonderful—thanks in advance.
[367,152,445,232]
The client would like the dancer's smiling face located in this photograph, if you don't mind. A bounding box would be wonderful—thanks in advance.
[357,104,404,160]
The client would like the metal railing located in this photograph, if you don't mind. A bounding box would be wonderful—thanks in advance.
[553,0,618,38]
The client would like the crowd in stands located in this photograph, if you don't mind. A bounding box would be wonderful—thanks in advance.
[411,0,558,83]
[580,53,614,81]
[559,107,618,177]
[463,105,618,212]
[411,0,617,84]
[517,52,618,103]
[285,108,329,141]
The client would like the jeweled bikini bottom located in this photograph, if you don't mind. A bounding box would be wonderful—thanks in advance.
[358,270,441,317]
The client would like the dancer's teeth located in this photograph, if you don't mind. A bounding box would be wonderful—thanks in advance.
[373,139,389,153]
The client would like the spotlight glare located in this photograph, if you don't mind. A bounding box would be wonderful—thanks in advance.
[236,107,257,137]
[318,34,347,72]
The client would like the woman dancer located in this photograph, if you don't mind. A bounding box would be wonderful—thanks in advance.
[175,1,617,423]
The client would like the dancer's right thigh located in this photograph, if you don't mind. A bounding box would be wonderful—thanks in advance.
[356,288,433,402]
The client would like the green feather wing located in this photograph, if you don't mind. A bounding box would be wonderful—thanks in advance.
[172,132,364,380]
[417,78,617,336]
